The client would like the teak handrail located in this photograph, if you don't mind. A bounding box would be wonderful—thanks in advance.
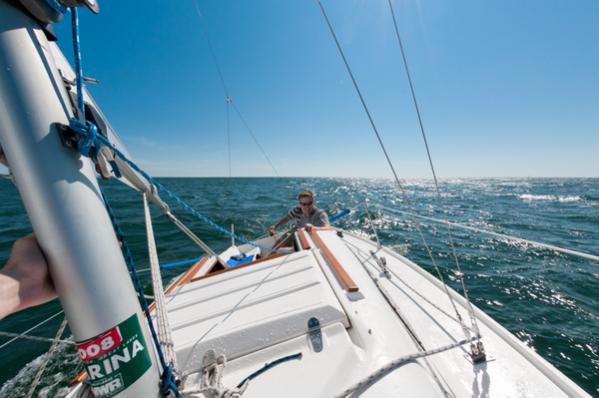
[308,229,359,292]
[297,229,311,250]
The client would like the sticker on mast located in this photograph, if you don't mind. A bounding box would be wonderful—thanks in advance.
[76,314,152,397]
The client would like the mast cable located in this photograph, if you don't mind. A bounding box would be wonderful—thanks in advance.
[231,103,280,177]
[193,0,230,98]
[226,98,232,177]
[193,0,280,177]
[316,0,475,344]
[342,239,451,396]
[386,0,481,336]
[166,212,217,257]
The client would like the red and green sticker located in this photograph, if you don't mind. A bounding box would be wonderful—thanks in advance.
[76,314,152,397]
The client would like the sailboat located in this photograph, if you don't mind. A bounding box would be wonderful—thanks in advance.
[0,1,593,397]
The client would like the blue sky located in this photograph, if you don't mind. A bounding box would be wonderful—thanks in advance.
[43,0,599,178]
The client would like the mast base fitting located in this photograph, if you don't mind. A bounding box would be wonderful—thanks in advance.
[470,341,486,364]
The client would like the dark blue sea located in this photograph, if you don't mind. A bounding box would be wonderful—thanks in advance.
[0,177,597,396]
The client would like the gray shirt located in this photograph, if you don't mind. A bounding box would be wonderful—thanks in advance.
[288,206,329,227]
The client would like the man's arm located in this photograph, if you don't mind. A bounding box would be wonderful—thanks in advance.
[319,211,330,227]
[0,235,56,320]
[268,214,291,235]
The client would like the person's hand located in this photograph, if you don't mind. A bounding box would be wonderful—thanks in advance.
[304,223,313,232]
[268,225,276,236]
[0,235,56,319]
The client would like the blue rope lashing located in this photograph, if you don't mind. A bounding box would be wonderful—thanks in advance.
[101,189,181,397]
[69,118,99,158]
[161,366,180,397]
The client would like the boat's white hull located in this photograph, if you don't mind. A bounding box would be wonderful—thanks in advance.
[69,228,589,397]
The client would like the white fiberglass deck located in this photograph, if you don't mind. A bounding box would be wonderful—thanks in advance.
[165,250,349,375]
[167,229,589,397]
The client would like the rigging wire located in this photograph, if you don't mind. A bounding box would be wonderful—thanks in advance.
[102,190,181,397]
[193,0,280,177]
[336,336,476,398]
[26,318,69,398]
[378,205,599,263]
[0,330,72,345]
[316,0,475,344]
[386,0,481,338]
[231,103,280,177]
[0,310,64,350]
[226,96,232,177]
[341,239,452,396]
[193,0,230,99]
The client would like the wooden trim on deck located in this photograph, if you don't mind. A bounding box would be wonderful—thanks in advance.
[167,256,210,291]
[190,252,289,283]
[309,229,359,292]
[297,229,311,250]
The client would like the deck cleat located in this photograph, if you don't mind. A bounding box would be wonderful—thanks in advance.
[470,340,487,364]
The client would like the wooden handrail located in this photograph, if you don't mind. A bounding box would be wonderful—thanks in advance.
[297,229,311,250]
[308,229,359,292]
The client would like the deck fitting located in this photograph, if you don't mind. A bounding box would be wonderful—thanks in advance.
[470,341,487,364]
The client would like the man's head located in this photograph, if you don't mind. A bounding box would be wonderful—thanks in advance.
[298,191,315,215]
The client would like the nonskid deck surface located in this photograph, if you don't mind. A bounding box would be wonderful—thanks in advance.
[161,229,589,397]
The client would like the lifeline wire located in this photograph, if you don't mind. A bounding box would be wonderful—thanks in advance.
[386,0,481,337]
[316,0,475,343]
[378,205,599,263]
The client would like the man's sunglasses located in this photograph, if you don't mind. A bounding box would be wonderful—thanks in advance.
[299,202,313,207]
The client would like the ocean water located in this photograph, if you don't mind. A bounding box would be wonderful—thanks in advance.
[0,177,597,396]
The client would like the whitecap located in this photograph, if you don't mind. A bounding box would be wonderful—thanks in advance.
[518,194,582,203]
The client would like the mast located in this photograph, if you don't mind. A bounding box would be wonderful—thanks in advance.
[0,1,161,396]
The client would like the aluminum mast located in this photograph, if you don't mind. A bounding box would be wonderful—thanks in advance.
[0,1,161,396]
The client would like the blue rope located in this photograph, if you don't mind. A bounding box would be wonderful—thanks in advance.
[66,2,287,255]
[79,130,289,254]
[329,208,351,223]
[70,118,99,158]
[68,7,179,396]
[70,7,85,121]
[235,352,302,388]
[45,0,67,14]
[101,189,180,397]
[161,257,203,269]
